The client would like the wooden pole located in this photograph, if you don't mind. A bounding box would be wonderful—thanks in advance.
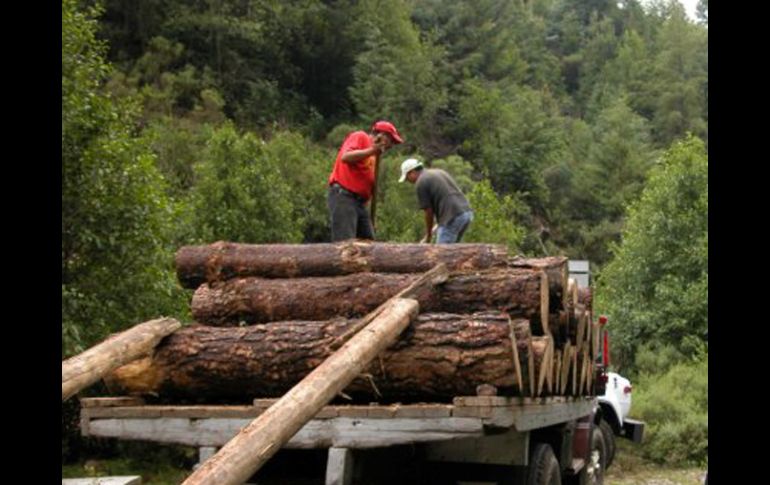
[370,153,381,232]
[62,317,181,401]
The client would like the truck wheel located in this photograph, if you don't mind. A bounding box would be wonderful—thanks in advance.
[527,443,562,485]
[599,419,616,469]
[582,427,606,485]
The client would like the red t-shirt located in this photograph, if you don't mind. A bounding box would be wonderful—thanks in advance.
[328,131,376,201]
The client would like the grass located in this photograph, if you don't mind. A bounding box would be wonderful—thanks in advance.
[62,459,189,484]
[605,440,707,485]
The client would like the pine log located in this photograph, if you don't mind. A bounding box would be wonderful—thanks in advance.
[510,256,568,312]
[176,241,508,288]
[105,312,529,402]
[62,318,181,401]
[578,287,593,312]
[568,278,579,308]
[183,297,419,485]
[191,269,548,329]
[574,305,588,354]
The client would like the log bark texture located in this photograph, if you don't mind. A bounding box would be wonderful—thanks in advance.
[176,241,508,288]
[510,256,568,311]
[105,312,529,402]
[191,269,546,326]
[182,297,419,485]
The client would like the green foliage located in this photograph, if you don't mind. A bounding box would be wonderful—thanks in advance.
[373,153,427,243]
[62,0,188,357]
[650,5,708,145]
[348,0,448,146]
[189,123,302,243]
[456,81,566,211]
[463,179,527,251]
[631,355,708,466]
[596,136,707,368]
[257,130,336,242]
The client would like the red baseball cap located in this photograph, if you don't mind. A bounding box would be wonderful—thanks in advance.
[372,120,404,144]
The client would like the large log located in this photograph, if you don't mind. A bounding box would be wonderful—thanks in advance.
[578,287,593,312]
[105,312,529,402]
[62,318,181,401]
[183,297,419,485]
[176,241,509,288]
[191,269,548,328]
[509,256,568,312]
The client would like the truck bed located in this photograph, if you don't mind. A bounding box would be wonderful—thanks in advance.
[80,396,596,449]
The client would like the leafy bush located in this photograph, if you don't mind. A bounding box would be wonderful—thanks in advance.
[630,355,708,466]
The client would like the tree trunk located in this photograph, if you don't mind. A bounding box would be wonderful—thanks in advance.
[509,256,568,312]
[182,297,419,485]
[105,312,532,402]
[176,241,508,288]
[62,318,181,401]
[191,269,547,328]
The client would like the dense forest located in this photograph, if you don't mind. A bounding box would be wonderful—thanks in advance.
[63,0,707,468]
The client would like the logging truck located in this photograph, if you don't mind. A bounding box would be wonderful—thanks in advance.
[67,242,620,485]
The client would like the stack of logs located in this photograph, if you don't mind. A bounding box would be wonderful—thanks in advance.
[106,241,598,403]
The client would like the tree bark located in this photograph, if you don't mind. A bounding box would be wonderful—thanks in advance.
[62,318,181,401]
[105,312,532,402]
[182,297,419,485]
[509,256,568,312]
[176,241,509,288]
[191,269,547,328]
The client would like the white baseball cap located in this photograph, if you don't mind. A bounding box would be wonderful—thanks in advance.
[399,158,423,183]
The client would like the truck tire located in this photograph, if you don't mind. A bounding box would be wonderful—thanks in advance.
[527,443,562,485]
[582,427,606,485]
[599,419,616,468]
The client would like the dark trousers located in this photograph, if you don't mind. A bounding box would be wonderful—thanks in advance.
[327,185,374,241]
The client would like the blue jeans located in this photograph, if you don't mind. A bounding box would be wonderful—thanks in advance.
[436,211,474,244]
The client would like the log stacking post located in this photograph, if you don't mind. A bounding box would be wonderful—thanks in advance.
[531,336,551,397]
[61,318,181,401]
[508,319,525,394]
[511,319,534,398]
[560,344,572,395]
[571,347,578,396]
[181,265,448,485]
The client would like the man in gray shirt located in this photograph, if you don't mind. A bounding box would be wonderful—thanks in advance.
[399,158,474,243]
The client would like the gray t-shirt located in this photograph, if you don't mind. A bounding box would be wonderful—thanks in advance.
[415,168,471,225]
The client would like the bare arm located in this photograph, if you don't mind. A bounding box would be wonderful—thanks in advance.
[341,134,390,164]
[341,145,382,164]
[423,208,434,243]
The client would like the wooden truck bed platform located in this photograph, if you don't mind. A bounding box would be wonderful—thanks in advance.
[81,396,596,449]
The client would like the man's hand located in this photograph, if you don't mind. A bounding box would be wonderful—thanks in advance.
[374,134,392,154]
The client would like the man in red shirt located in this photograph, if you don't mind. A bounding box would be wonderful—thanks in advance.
[327,120,404,241]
